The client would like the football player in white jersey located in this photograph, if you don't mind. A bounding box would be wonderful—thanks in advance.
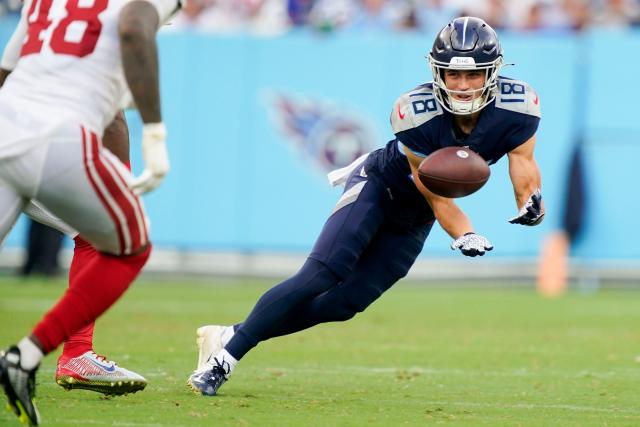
[2,66,146,395]
[2,62,148,395]
[0,0,180,423]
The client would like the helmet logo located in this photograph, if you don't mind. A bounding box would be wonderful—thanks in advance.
[450,57,476,66]
[456,150,469,159]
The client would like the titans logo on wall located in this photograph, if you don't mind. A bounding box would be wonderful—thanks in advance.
[269,93,378,172]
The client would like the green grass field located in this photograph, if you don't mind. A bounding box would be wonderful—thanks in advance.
[1,277,640,426]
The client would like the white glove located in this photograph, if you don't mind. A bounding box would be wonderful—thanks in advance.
[509,188,544,226]
[130,122,170,195]
[451,232,493,257]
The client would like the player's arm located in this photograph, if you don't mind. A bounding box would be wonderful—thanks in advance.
[406,150,472,238]
[0,0,30,87]
[103,111,130,163]
[119,1,160,123]
[507,134,545,225]
[119,0,169,194]
[405,150,492,256]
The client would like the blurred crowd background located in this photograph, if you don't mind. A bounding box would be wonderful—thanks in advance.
[0,0,637,285]
[2,0,639,34]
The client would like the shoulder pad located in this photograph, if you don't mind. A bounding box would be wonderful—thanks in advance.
[495,77,541,118]
[391,83,443,134]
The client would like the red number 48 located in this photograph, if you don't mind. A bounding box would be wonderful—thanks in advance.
[21,0,108,58]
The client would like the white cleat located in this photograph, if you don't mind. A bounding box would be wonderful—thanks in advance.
[55,351,147,396]
[196,325,227,371]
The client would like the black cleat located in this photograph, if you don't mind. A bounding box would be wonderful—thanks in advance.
[187,356,229,396]
[0,346,41,426]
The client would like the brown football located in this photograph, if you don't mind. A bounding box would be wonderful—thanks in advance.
[417,146,490,198]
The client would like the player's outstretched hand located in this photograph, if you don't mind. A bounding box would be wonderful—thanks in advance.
[131,122,170,195]
[509,189,544,226]
[451,232,493,257]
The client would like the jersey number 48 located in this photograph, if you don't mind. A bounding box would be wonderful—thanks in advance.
[21,0,107,58]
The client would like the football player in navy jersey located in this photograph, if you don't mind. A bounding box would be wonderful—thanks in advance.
[188,16,545,396]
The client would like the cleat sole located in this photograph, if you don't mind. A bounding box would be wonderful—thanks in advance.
[55,376,146,396]
[15,400,35,426]
[186,378,204,396]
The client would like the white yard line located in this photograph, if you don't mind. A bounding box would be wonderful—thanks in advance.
[247,364,640,380]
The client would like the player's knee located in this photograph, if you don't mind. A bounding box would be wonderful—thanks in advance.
[86,231,150,257]
[332,290,376,321]
[128,242,151,256]
[330,296,359,322]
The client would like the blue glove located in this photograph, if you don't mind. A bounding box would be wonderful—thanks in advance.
[509,189,544,226]
[451,232,493,257]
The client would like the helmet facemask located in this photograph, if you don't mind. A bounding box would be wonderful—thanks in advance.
[429,54,503,115]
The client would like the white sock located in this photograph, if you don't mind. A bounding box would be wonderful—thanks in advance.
[17,337,43,370]
[221,326,235,347]
[211,349,238,376]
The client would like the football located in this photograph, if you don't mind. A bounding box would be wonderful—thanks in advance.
[417,146,490,198]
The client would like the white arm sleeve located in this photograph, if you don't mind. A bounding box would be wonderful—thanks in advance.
[0,1,30,70]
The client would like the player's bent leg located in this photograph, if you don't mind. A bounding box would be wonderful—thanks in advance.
[54,236,146,396]
[24,196,147,396]
[269,222,432,338]
[187,258,340,396]
[188,176,394,396]
[55,351,146,396]
[27,127,151,354]
[188,226,429,398]
[225,174,390,361]
[226,258,340,361]
[0,184,40,425]
[31,245,151,354]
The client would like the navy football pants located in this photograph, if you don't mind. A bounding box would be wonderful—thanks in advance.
[226,172,432,361]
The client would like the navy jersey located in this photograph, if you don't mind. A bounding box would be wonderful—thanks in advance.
[376,77,540,194]
[365,76,541,222]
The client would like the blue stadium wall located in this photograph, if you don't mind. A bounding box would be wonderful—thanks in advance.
[1,21,637,260]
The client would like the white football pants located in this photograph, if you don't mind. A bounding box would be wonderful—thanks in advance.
[0,123,149,255]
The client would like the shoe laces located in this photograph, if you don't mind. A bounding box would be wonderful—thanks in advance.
[212,357,231,378]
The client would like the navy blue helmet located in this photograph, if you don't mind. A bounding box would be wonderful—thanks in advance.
[428,17,503,115]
